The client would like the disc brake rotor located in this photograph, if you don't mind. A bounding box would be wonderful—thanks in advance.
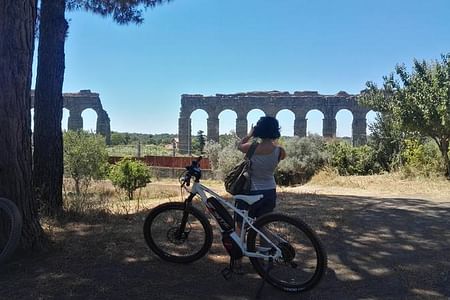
[277,242,296,264]
[166,226,190,245]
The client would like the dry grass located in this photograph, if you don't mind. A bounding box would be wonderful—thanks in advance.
[61,177,229,219]
[61,171,449,221]
[305,168,450,202]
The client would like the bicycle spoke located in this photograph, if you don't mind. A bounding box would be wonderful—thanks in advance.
[248,214,326,292]
[150,208,207,257]
[260,221,319,283]
[144,202,213,263]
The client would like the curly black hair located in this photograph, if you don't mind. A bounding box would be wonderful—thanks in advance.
[252,116,281,139]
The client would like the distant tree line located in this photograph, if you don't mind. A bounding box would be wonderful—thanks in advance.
[110,132,177,146]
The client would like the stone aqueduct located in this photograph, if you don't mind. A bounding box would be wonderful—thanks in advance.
[29,89,371,153]
[31,90,111,144]
[178,91,371,154]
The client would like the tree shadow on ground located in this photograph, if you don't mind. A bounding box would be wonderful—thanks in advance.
[1,193,449,299]
[277,192,450,299]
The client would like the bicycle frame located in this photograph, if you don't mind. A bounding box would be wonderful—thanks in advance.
[184,181,284,260]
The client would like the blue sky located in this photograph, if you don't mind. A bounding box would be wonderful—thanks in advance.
[32,0,450,137]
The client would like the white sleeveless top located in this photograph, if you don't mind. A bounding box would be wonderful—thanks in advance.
[250,146,280,191]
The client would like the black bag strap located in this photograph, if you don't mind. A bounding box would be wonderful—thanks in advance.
[277,146,283,162]
[244,142,258,160]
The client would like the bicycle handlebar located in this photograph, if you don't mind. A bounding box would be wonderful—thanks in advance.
[181,156,203,186]
[193,156,202,165]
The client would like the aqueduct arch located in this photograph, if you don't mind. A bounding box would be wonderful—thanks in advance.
[178,91,370,154]
[31,89,111,144]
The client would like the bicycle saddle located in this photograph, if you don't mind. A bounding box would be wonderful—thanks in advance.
[232,194,263,205]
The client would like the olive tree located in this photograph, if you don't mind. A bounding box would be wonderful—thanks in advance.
[360,54,450,177]
[63,131,109,195]
[275,136,329,185]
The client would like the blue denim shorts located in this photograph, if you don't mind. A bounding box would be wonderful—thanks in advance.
[234,189,277,223]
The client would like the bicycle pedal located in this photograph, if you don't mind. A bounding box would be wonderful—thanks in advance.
[221,267,233,280]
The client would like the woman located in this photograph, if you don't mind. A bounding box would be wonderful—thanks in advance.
[232,116,286,273]
[236,116,286,218]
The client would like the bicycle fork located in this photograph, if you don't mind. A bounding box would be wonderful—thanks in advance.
[176,194,196,239]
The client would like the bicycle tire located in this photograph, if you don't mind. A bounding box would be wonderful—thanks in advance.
[143,202,213,263]
[247,213,327,293]
[0,197,22,265]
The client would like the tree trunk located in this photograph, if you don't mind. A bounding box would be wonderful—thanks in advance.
[440,138,450,178]
[0,0,46,250]
[75,179,80,196]
[33,0,68,216]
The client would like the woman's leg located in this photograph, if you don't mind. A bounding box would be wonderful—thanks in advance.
[249,189,277,250]
[248,189,277,218]
[233,190,276,273]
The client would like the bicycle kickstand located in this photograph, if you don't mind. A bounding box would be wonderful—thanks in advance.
[255,258,274,299]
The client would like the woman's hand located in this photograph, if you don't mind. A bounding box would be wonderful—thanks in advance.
[238,124,254,152]
[248,124,254,138]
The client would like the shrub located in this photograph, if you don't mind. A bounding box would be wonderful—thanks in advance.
[64,130,109,195]
[367,112,404,172]
[216,144,244,179]
[219,131,239,148]
[327,141,382,175]
[109,157,152,200]
[400,138,443,177]
[204,141,222,170]
[275,136,329,185]
[205,137,243,180]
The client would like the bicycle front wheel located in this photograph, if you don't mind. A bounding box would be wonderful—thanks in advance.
[0,198,23,265]
[247,213,327,293]
[143,202,213,263]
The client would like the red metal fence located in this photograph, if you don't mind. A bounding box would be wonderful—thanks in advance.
[109,155,211,169]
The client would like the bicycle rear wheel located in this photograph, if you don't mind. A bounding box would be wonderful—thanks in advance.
[247,213,327,292]
[143,202,213,263]
[0,198,22,265]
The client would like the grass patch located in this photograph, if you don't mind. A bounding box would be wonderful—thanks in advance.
[106,144,172,156]
[308,168,450,200]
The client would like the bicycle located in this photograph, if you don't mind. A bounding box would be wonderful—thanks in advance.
[143,157,327,293]
[0,197,22,265]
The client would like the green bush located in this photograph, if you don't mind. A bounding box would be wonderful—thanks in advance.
[327,141,382,175]
[216,144,245,179]
[204,141,222,170]
[275,136,329,185]
[64,130,109,195]
[219,132,239,148]
[107,144,171,156]
[400,138,443,177]
[205,137,244,179]
[367,112,404,171]
[109,157,152,200]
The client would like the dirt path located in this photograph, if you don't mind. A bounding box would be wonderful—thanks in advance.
[1,188,449,299]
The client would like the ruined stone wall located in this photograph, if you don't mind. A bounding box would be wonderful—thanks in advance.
[178,91,370,153]
[31,89,111,144]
